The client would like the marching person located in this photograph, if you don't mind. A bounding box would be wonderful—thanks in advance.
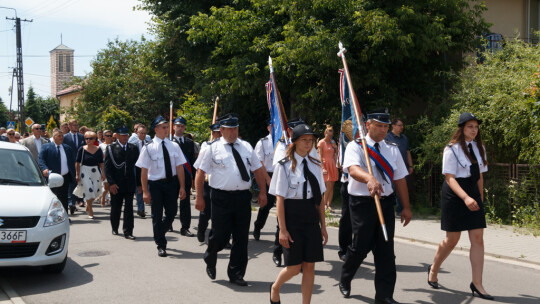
[99,130,115,207]
[20,123,48,162]
[317,125,339,211]
[194,123,221,243]
[172,116,196,237]
[252,119,275,241]
[133,125,150,217]
[38,129,76,213]
[63,119,85,214]
[74,131,105,219]
[338,109,412,304]
[427,113,493,300]
[269,123,328,304]
[194,113,267,286]
[104,126,140,240]
[136,116,187,257]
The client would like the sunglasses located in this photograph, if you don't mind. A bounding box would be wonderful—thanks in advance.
[7,133,15,136]
[104,135,112,137]
[85,137,96,140]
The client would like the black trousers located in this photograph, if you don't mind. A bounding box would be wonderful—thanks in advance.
[338,182,351,257]
[341,194,396,299]
[253,172,276,231]
[149,179,178,249]
[197,182,212,234]
[52,173,71,212]
[110,191,135,235]
[204,188,251,280]
[178,176,192,230]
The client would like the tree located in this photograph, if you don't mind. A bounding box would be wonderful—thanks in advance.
[176,93,213,142]
[0,98,8,128]
[72,38,177,129]
[139,0,489,143]
[25,86,42,124]
[41,97,60,124]
[101,105,133,132]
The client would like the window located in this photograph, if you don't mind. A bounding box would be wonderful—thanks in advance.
[58,54,63,72]
[66,55,71,73]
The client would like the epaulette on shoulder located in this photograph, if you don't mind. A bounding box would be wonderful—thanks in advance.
[385,140,398,146]
[278,157,290,165]
[261,137,269,141]
[209,139,218,145]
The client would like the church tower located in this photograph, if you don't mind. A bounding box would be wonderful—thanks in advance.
[50,43,74,98]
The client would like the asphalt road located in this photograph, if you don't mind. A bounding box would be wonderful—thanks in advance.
[1,202,539,304]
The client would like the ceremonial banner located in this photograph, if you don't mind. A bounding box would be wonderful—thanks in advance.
[266,79,284,149]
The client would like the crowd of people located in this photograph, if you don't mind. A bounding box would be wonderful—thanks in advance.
[0,110,493,303]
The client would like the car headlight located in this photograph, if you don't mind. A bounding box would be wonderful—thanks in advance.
[44,199,67,227]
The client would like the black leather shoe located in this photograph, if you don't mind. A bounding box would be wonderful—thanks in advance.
[339,254,346,261]
[197,229,206,243]
[124,235,136,240]
[206,266,216,280]
[158,248,167,257]
[339,282,350,298]
[374,297,401,304]
[470,282,494,300]
[180,228,195,237]
[69,205,76,215]
[253,228,261,241]
[137,211,146,218]
[111,230,118,235]
[224,241,232,249]
[229,278,248,286]
[427,265,439,289]
[272,254,282,267]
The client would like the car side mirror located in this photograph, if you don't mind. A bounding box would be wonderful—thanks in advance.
[48,173,64,189]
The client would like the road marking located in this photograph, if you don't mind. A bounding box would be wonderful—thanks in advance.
[0,278,24,304]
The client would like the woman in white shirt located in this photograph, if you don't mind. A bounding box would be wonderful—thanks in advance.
[428,113,493,300]
[269,124,328,304]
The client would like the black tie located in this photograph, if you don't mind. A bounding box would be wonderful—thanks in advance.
[72,133,77,147]
[140,140,144,151]
[468,143,478,162]
[229,143,250,182]
[162,141,173,180]
[374,142,389,184]
[302,159,322,204]
[57,145,62,169]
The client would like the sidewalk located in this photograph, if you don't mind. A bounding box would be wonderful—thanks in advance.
[393,217,540,267]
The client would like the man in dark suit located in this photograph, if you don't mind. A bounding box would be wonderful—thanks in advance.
[38,129,76,213]
[62,119,85,214]
[172,116,196,237]
[104,126,141,239]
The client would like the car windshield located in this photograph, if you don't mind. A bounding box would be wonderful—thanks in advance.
[0,149,45,186]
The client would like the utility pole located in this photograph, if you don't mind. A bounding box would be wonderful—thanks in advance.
[6,16,33,130]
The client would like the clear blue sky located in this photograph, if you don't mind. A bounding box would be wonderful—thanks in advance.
[0,0,153,118]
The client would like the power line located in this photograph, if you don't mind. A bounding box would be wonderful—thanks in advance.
[0,55,94,57]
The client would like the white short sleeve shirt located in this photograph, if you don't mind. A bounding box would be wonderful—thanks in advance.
[269,152,326,199]
[255,134,274,172]
[135,137,187,181]
[343,135,408,196]
[442,141,487,178]
[198,137,262,191]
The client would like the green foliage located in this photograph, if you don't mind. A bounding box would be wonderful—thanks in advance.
[25,87,42,124]
[73,38,176,129]
[418,38,540,166]
[176,93,213,143]
[101,105,133,132]
[0,98,9,128]
[139,0,489,143]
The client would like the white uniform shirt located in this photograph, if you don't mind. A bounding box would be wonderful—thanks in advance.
[135,137,187,181]
[198,137,262,191]
[269,152,326,199]
[194,140,213,170]
[56,144,69,175]
[272,140,318,167]
[343,135,408,196]
[442,141,487,178]
[254,134,274,173]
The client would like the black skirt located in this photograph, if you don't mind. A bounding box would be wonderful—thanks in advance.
[441,176,486,232]
[283,198,324,266]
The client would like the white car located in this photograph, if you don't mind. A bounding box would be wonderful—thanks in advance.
[0,141,69,273]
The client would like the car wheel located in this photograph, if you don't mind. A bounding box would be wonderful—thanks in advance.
[42,255,67,274]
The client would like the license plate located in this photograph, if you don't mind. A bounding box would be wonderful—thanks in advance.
[0,230,27,243]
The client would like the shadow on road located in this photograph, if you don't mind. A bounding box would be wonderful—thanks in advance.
[0,257,93,297]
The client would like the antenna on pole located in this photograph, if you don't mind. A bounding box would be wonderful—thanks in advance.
[61,33,63,44]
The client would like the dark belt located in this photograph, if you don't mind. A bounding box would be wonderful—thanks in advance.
[150,177,177,183]
[210,187,249,194]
